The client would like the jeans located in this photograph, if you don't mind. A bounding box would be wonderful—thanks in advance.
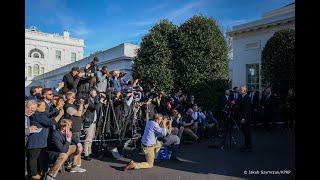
[163,134,180,146]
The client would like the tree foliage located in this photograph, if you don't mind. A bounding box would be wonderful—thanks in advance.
[261,29,295,98]
[132,20,177,92]
[174,15,229,109]
[132,15,229,109]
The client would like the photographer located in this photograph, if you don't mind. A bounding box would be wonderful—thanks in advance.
[84,57,99,77]
[182,108,201,143]
[27,85,43,100]
[82,89,100,161]
[62,67,84,94]
[64,91,88,143]
[96,66,110,94]
[123,114,167,171]
[171,110,185,139]
[238,86,253,152]
[109,70,122,93]
[46,119,86,180]
[161,116,181,161]
[76,75,96,100]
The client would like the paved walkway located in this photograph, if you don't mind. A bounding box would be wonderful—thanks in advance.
[57,127,295,180]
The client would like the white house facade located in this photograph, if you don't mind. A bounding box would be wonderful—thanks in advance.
[26,43,139,95]
[25,26,85,87]
[227,3,295,94]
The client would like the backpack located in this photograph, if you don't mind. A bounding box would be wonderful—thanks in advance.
[156,146,171,161]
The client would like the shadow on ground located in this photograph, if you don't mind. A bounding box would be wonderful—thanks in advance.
[93,126,295,180]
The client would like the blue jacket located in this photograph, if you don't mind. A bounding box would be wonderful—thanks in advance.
[47,129,79,162]
[27,112,56,149]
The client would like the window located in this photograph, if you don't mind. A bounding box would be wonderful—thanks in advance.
[246,64,260,91]
[40,67,44,74]
[27,66,32,77]
[56,50,61,60]
[245,41,260,50]
[32,53,40,58]
[28,48,44,58]
[71,52,76,62]
[33,64,40,76]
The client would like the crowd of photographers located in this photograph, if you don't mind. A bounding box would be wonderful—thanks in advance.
[25,57,296,178]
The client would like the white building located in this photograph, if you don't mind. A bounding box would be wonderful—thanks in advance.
[25,26,85,87]
[227,3,295,94]
[26,43,139,94]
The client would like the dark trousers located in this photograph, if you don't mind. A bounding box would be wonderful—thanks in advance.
[27,148,48,176]
[263,111,275,130]
[241,123,252,149]
[251,108,259,126]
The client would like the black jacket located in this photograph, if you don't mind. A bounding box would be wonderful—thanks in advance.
[237,94,252,122]
[248,91,259,109]
[76,77,91,99]
[62,72,80,94]
[260,94,276,114]
[220,95,231,111]
[83,97,100,128]
[63,103,82,133]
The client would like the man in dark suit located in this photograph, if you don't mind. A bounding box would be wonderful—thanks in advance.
[238,86,253,152]
[260,87,276,131]
[42,88,59,118]
[248,87,259,127]
[231,87,240,102]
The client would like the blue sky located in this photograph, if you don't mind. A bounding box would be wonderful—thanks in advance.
[26,0,294,57]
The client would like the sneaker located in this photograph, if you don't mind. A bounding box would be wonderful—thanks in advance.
[46,174,55,180]
[70,166,87,173]
[31,174,41,180]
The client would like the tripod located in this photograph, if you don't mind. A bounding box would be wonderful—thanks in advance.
[220,110,241,150]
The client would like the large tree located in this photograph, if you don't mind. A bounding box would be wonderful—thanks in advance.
[261,29,295,98]
[132,20,177,92]
[174,15,229,109]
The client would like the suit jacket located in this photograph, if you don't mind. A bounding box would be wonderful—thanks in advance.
[44,100,59,119]
[260,94,276,114]
[231,92,240,102]
[237,94,252,123]
[220,95,231,111]
[27,112,56,149]
[47,129,79,162]
[248,91,259,109]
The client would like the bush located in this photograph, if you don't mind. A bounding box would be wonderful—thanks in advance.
[132,20,177,92]
[174,15,229,109]
[261,29,295,98]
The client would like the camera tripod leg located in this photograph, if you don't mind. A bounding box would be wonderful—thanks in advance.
[109,99,121,136]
